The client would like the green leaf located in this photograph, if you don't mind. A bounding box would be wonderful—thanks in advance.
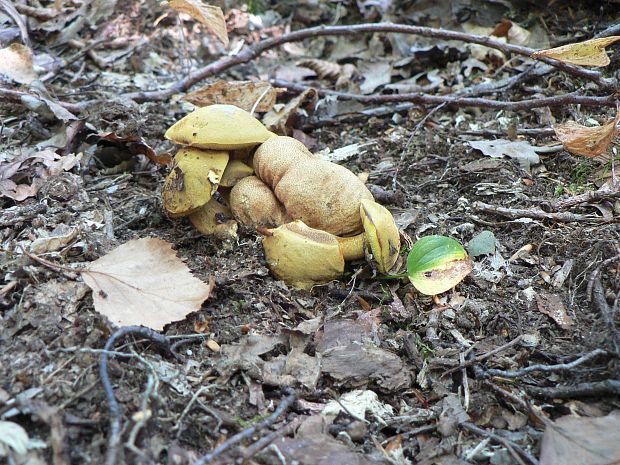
[407,235,472,295]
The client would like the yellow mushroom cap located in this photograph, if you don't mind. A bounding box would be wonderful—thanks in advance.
[261,220,345,289]
[220,160,254,187]
[165,104,275,150]
[162,148,229,217]
[360,199,401,273]
[189,198,238,241]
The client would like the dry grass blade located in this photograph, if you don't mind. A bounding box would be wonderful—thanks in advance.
[532,36,620,67]
[81,238,214,330]
[554,108,620,158]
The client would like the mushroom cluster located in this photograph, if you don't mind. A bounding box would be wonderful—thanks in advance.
[162,104,401,289]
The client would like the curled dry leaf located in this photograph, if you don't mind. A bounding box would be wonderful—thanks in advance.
[168,0,228,46]
[81,238,214,330]
[532,36,620,67]
[184,80,280,113]
[0,43,36,84]
[554,109,620,158]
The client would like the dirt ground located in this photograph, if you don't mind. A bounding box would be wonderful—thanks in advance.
[1,1,620,464]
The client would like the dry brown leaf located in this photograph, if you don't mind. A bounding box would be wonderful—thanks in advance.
[0,43,36,84]
[532,36,620,67]
[554,109,620,158]
[263,88,317,134]
[81,238,214,330]
[184,80,279,113]
[168,0,228,46]
[536,291,573,330]
[540,411,620,465]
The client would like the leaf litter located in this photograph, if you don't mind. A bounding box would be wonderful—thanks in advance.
[2,1,620,465]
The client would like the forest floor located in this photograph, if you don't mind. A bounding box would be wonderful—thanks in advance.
[1,1,619,464]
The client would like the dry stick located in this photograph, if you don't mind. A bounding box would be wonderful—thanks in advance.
[483,348,610,379]
[100,326,178,465]
[551,181,620,211]
[442,335,523,376]
[191,388,297,465]
[0,0,30,46]
[123,22,613,104]
[240,416,303,461]
[474,201,608,223]
[526,379,620,398]
[273,81,616,110]
[461,422,539,465]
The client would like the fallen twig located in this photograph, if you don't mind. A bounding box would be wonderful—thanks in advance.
[474,201,607,222]
[483,348,609,379]
[122,22,612,103]
[526,379,620,398]
[462,421,539,465]
[550,181,620,211]
[192,388,297,465]
[99,326,178,465]
[442,335,523,375]
[273,81,616,110]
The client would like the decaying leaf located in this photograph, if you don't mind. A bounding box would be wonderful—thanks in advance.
[536,291,573,330]
[168,0,228,46]
[263,88,318,134]
[532,36,620,67]
[468,139,542,171]
[554,109,620,158]
[184,80,280,113]
[0,43,36,84]
[81,238,214,330]
[540,411,620,465]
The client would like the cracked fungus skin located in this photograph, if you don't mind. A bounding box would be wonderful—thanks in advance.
[262,221,345,289]
[254,136,374,236]
[164,104,275,150]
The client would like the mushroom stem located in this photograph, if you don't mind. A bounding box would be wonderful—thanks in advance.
[336,233,365,261]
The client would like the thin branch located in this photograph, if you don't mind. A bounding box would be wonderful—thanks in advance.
[483,348,610,378]
[192,388,297,465]
[122,22,613,103]
[441,335,523,375]
[461,422,539,465]
[100,326,177,465]
[273,81,616,109]
[550,181,620,211]
[526,380,620,398]
[474,201,610,223]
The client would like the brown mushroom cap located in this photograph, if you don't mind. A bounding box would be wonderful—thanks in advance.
[165,104,275,150]
[229,176,291,228]
[252,136,374,236]
[253,136,315,186]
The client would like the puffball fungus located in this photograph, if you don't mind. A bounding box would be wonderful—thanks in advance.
[252,136,374,236]
[165,104,275,149]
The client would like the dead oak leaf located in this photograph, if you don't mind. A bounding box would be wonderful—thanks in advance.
[184,80,280,113]
[81,238,213,330]
[168,0,228,46]
[532,36,620,67]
